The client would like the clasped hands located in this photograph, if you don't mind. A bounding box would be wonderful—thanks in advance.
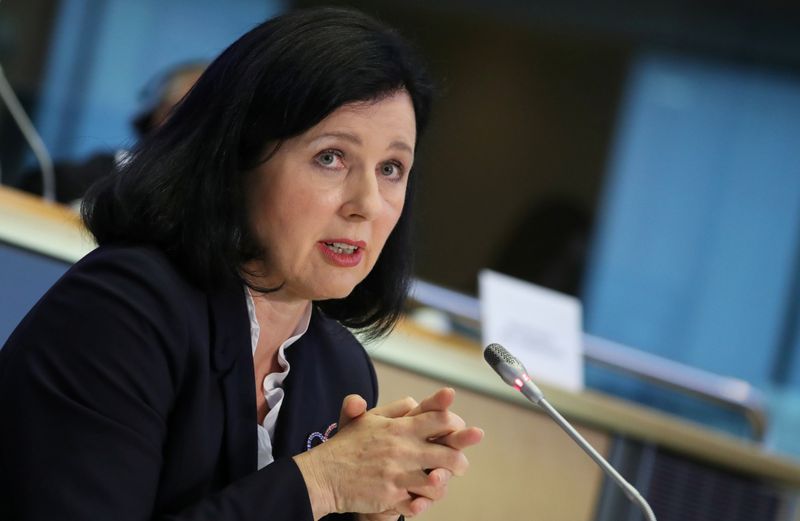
[293,387,484,520]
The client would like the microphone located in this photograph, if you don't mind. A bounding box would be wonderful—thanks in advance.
[484,343,657,521]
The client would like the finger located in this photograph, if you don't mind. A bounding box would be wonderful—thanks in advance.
[382,491,422,519]
[338,394,367,429]
[407,468,451,501]
[386,481,434,519]
[434,427,485,450]
[409,442,470,477]
[411,410,466,440]
[386,468,453,517]
[432,446,469,477]
[406,387,454,417]
[429,467,452,485]
[407,496,434,517]
[370,396,418,419]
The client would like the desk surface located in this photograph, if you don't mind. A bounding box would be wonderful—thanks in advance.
[3,185,800,489]
[0,187,93,261]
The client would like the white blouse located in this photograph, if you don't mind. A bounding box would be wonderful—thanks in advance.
[244,288,311,470]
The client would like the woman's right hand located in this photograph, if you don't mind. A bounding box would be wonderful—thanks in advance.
[293,391,480,519]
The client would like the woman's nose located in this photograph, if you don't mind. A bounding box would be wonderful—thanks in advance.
[340,168,382,221]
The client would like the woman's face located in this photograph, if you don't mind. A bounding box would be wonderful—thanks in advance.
[246,90,416,302]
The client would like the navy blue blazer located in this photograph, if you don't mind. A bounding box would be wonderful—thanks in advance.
[0,245,379,520]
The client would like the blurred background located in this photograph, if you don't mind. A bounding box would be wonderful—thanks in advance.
[2,0,800,463]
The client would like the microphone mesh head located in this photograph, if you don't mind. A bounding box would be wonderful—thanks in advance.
[483,343,520,368]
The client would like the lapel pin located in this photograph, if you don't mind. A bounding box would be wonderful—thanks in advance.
[306,422,338,451]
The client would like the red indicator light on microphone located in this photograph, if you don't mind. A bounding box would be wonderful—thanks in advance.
[514,377,524,389]
[522,373,531,382]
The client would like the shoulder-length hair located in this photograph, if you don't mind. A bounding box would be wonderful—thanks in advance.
[82,7,433,339]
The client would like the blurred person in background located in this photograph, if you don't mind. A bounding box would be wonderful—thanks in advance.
[15,61,207,205]
[0,7,483,521]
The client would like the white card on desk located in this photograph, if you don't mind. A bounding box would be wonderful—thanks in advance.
[479,269,584,393]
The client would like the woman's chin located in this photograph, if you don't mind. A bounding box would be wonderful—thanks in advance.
[313,282,359,302]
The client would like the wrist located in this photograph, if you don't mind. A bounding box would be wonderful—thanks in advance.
[293,451,335,520]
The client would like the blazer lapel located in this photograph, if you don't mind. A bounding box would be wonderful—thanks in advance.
[208,279,257,482]
[272,309,345,460]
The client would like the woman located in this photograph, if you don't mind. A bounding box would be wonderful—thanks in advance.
[0,7,483,521]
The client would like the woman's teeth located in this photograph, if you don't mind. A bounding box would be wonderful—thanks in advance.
[325,242,358,254]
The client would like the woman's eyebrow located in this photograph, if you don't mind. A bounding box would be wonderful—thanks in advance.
[388,140,414,154]
[308,132,414,155]
[308,131,361,147]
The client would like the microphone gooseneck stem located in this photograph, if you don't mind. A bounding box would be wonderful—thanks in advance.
[0,63,56,201]
[483,343,657,521]
[537,398,657,521]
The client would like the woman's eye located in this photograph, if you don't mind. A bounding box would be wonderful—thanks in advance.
[380,162,403,180]
[315,150,344,168]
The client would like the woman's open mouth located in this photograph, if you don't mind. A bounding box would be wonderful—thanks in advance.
[323,241,359,254]
[317,240,366,267]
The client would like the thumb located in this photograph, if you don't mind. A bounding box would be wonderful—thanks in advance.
[338,394,367,429]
